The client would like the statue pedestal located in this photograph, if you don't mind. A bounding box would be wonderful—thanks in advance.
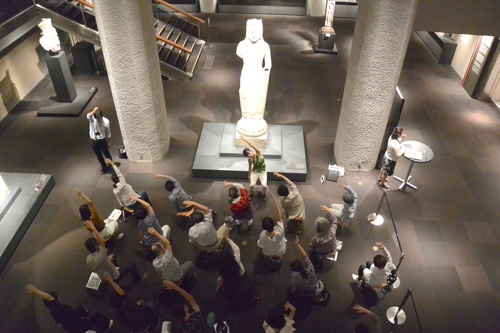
[313,27,338,54]
[235,132,268,150]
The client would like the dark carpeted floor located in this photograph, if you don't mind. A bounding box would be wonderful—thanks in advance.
[0,14,499,333]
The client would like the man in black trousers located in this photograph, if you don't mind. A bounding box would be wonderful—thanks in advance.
[87,106,113,174]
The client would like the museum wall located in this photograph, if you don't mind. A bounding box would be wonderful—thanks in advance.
[414,0,500,37]
[449,34,481,80]
[0,32,47,120]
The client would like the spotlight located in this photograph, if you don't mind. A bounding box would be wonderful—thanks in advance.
[368,213,384,225]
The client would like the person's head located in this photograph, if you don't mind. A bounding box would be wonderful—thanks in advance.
[111,173,119,188]
[266,307,286,330]
[218,250,241,280]
[315,217,331,236]
[261,217,275,233]
[43,291,59,309]
[277,184,289,197]
[290,259,309,278]
[165,181,175,192]
[171,303,189,319]
[79,204,91,221]
[354,323,369,333]
[373,254,388,269]
[94,109,103,123]
[243,148,255,158]
[192,210,205,224]
[228,186,240,199]
[85,238,99,254]
[342,192,355,205]
[108,293,125,310]
[391,127,404,140]
[246,19,263,43]
[151,243,165,257]
[133,206,148,220]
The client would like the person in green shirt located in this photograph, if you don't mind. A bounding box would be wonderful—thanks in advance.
[241,136,267,201]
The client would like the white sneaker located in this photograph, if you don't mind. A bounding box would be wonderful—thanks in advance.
[352,274,362,285]
[248,219,253,227]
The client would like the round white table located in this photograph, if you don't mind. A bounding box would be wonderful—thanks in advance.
[393,140,434,190]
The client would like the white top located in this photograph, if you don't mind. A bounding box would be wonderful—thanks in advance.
[189,210,217,247]
[87,114,111,141]
[385,137,403,161]
[263,316,295,333]
[112,165,139,207]
[99,219,118,241]
[362,247,396,287]
[257,221,287,256]
[228,239,245,276]
[153,250,182,282]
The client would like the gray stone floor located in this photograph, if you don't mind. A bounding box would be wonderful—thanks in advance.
[1,14,500,333]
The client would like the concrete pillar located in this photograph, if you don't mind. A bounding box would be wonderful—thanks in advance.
[334,0,419,171]
[93,0,169,163]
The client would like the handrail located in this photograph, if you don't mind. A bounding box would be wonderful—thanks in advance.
[75,0,93,9]
[156,35,191,54]
[154,0,205,24]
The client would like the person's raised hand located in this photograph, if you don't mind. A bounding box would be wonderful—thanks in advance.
[222,180,230,188]
[295,235,300,245]
[375,242,384,249]
[75,188,82,196]
[339,185,347,189]
[154,174,165,179]
[108,254,115,261]
[320,205,330,212]
[84,221,95,231]
[26,284,36,294]
[353,304,370,314]
[163,280,176,290]
[284,302,294,311]
[148,227,159,237]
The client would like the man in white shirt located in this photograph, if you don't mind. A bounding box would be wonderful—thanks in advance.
[87,107,112,174]
[352,242,396,289]
[187,201,226,252]
[257,202,287,257]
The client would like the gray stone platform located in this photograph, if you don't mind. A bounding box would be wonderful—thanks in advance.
[0,173,55,274]
[193,123,307,181]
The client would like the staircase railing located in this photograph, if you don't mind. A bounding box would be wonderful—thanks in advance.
[69,0,191,55]
[153,0,205,39]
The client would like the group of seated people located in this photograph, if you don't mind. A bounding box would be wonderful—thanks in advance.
[25,149,394,333]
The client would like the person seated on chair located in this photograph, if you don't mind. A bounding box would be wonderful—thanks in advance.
[164,281,215,333]
[309,206,339,270]
[263,302,296,333]
[257,201,287,259]
[274,172,306,234]
[154,174,193,212]
[186,200,226,253]
[241,135,268,202]
[222,180,254,229]
[217,229,261,309]
[290,235,318,297]
[107,159,150,214]
[148,227,195,285]
[129,196,170,249]
[352,242,396,291]
[353,304,382,333]
[329,184,358,228]
[76,188,123,242]
[105,272,159,333]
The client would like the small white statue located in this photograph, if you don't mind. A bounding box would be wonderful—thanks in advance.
[38,18,61,54]
[323,1,336,30]
[0,175,8,204]
[236,19,272,139]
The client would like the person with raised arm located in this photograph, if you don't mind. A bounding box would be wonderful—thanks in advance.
[241,135,268,201]
[76,188,122,242]
[274,172,306,234]
[87,106,112,175]
[164,280,215,333]
[154,173,192,212]
[222,180,254,229]
[263,302,297,333]
[128,195,170,248]
[186,200,226,252]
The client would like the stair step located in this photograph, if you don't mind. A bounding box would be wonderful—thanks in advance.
[186,42,204,74]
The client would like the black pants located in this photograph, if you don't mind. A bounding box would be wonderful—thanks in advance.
[91,138,111,169]
[116,263,142,284]
[358,261,373,280]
